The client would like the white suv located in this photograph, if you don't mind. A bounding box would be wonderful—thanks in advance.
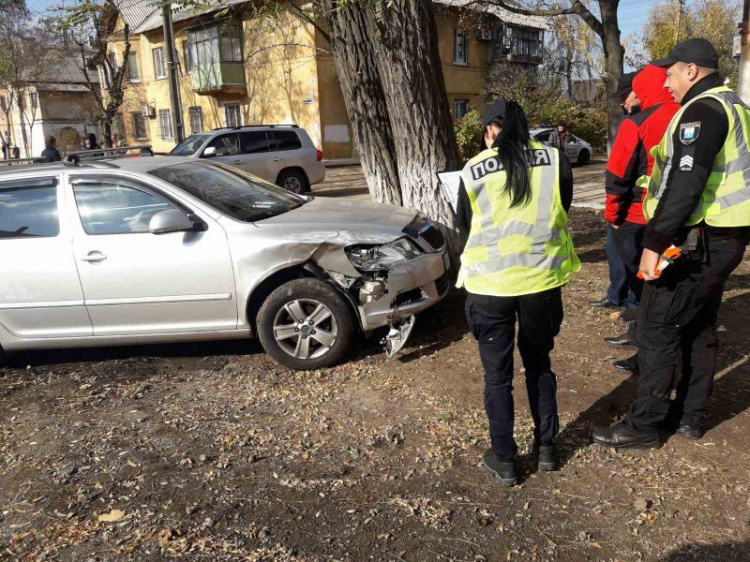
[169,125,326,193]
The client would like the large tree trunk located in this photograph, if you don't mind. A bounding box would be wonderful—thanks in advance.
[369,0,460,228]
[321,0,402,206]
[599,0,624,152]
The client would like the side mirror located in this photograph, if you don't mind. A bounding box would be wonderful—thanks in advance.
[202,146,217,158]
[149,209,196,235]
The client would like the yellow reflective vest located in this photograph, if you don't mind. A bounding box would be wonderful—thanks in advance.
[457,141,580,297]
[643,86,750,227]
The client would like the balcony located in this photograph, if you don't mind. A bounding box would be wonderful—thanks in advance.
[191,62,247,95]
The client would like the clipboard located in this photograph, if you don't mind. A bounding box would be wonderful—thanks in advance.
[437,171,463,214]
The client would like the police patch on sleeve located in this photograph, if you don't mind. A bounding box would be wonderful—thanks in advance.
[679,122,701,145]
[679,146,695,171]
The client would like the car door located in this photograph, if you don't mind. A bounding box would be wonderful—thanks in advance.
[67,173,238,336]
[268,130,304,180]
[0,174,92,339]
[203,133,243,170]
[567,135,582,161]
[238,131,273,181]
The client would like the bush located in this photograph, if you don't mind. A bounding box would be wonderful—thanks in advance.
[454,110,483,165]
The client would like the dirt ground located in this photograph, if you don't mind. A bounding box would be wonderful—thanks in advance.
[2,207,750,562]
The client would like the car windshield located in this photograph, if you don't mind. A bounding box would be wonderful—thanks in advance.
[150,161,305,222]
[170,134,210,156]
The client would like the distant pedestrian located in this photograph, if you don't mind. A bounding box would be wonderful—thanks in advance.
[456,100,579,486]
[84,133,99,150]
[549,122,571,151]
[41,135,62,162]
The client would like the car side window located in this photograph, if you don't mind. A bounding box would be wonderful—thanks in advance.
[270,130,302,152]
[535,131,552,143]
[206,133,239,156]
[0,177,59,239]
[72,177,174,235]
[240,131,270,154]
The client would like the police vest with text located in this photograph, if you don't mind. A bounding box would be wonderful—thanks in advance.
[643,86,750,227]
[457,141,580,297]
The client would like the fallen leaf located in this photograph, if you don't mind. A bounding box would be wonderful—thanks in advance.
[98,509,125,522]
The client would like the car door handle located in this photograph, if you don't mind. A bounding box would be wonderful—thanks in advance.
[233,159,242,165]
[272,157,283,162]
[82,251,107,263]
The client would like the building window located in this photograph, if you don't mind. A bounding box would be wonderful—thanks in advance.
[153,47,166,79]
[224,104,241,128]
[454,99,470,119]
[113,113,127,145]
[127,52,141,82]
[188,106,203,134]
[29,92,38,112]
[158,109,173,139]
[454,31,468,65]
[506,26,543,59]
[131,112,149,141]
[0,94,7,111]
[185,21,243,72]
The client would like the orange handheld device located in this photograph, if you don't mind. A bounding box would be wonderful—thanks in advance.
[637,245,682,280]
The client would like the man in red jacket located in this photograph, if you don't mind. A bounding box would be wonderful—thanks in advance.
[603,65,680,372]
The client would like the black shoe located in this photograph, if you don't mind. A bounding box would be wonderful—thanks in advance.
[619,308,638,324]
[531,441,556,471]
[614,353,639,374]
[604,336,637,350]
[592,421,660,450]
[482,449,518,487]
[676,424,704,440]
[590,296,624,308]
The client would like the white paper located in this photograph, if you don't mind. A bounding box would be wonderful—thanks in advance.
[437,171,463,213]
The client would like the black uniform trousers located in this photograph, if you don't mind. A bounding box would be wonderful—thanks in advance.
[627,231,746,432]
[466,287,563,460]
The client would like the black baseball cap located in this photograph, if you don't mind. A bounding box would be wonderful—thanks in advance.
[612,71,638,98]
[483,100,507,129]
[651,38,719,69]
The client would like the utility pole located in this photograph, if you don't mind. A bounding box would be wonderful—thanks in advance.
[739,0,750,102]
[674,0,685,45]
[162,4,184,143]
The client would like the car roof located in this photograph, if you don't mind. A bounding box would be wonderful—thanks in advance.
[0,156,196,179]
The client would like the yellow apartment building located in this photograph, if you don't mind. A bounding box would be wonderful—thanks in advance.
[109,0,546,158]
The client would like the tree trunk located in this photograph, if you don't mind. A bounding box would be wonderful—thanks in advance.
[369,0,460,228]
[599,0,624,152]
[321,0,402,206]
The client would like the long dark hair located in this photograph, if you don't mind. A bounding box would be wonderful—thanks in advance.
[491,100,531,208]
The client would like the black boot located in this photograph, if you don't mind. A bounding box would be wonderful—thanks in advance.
[676,424,704,440]
[604,335,637,349]
[482,449,517,487]
[614,353,639,374]
[592,421,660,450]
[618,308,638,323]
[531,440,556,471]
[590,296,623,309]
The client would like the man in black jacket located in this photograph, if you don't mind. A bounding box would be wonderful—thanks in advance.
[593,39,750,448]
[40,135,61,162]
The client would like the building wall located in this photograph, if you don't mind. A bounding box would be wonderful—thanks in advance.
[113,8,323,157]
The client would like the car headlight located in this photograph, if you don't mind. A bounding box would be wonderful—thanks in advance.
[346,237,423,271]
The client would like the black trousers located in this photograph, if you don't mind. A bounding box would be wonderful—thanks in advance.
[466,288,563,460]
[627,232,746,432]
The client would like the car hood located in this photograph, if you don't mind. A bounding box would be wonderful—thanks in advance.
[258,197,419,244]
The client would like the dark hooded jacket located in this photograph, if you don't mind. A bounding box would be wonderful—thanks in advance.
[605,65,680,225]
[85,133,99,150]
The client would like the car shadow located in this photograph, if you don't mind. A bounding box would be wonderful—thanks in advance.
[554,288,750,468]
[658,541,750,562]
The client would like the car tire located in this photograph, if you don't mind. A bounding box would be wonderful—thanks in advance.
[256,278,355,370]
[0,346,9,368]
[577,149,591,166]
[277,169,309,194]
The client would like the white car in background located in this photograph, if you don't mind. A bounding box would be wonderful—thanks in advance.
[170,124,326,193]
[530,128,593,166]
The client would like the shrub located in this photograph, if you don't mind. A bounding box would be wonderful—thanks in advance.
[454,110,483,165]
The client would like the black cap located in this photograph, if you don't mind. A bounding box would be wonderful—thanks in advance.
[612,71,638,99]
[651,38,719,69]
[483,100,507,129]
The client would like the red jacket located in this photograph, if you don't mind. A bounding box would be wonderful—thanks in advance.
[605,65,680,225]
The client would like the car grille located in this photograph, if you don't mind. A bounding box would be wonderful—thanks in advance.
[420,225,445,251]
[435,272,451,297]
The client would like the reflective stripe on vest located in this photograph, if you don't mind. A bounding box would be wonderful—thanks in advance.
[457,141,580,297]
[643,86,750,227]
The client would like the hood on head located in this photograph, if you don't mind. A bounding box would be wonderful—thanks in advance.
[633,65,675,109]
[86,133,98,146]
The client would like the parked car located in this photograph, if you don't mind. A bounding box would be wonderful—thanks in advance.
[169,125,326,194]
[0,155,449,370]
[529,128,593,166]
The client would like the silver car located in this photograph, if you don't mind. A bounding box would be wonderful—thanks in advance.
[530,128,593,166]
[169,125,326,194]
[0,156,449,370]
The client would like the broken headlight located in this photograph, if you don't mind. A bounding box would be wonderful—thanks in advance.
[346,237,423,272]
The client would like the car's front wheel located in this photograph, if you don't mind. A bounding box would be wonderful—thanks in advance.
[256,278,355,370]
[0,346,9,368]
[577,149,591,166]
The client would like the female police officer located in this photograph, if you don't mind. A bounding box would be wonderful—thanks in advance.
[455,100,579,486]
